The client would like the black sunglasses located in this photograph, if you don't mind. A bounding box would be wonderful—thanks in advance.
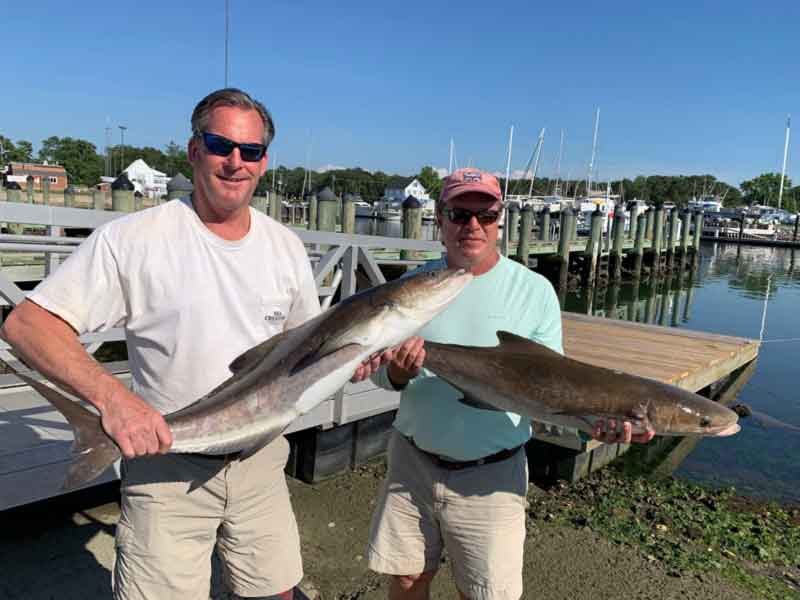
[200,132,267,162]
[441,206,502,226]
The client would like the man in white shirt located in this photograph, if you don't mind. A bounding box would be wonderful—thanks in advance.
[1,88,320,600]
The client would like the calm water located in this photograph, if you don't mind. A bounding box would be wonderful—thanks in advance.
[354,216,439,240]
[564,242,800,504]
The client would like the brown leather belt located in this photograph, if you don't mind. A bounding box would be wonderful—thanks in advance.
[406,436,522,471]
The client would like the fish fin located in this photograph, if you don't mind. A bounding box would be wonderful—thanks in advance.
[496,331,559,356]
[229,332,288,374]
[14,372,120,490]
[456,394,504,412]
[290,341,367,377]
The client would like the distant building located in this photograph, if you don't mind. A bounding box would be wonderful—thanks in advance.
[123,159,169,199]
[3,161,68,191]
[382,178,430,202]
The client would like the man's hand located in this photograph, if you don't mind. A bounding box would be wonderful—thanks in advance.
[591,418,655,444]
[350,336,426,388]
[100,388,173,459]
[350,348,395,383]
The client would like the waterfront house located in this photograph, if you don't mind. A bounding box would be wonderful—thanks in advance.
[122,159,170,199]
[3,161,68,191]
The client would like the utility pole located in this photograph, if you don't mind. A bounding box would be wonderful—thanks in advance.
[105,125,112,177]
[224,0,230,87]
[118,125,127,176]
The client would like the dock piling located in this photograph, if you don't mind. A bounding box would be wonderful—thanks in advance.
[516,205,533,266]
[401,196,423,262]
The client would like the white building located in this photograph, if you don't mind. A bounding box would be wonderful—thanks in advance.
[123,159,170,199]
[382,178,430,202]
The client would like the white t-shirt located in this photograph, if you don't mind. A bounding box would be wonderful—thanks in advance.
[29,197,321,414]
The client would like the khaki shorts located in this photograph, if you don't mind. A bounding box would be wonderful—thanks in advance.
[113,436,302,599]
[367,431,529,600]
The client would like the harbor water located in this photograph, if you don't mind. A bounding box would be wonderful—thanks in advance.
[564,242,800,504]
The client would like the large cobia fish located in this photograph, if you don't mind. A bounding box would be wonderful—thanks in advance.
[15,267,473,490]
[423,330,741,438]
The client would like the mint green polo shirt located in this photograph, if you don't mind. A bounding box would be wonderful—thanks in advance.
[374,255,564,461]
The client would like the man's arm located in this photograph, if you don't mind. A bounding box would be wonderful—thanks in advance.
[1,299,172,458]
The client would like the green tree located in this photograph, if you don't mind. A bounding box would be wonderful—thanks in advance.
[416,166,442,200]
[0,135,34,165]
[38,136,105,186]
[740,173,791,207]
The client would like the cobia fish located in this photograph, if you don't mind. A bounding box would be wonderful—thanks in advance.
[14,267,473,490]
[423,330,741,438]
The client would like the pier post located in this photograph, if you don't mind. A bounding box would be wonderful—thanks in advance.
[652,203,665,279]
[611,205,626,282]
[633,213,646,280]
[401,196,423,262]
[539,206,551,241]
[111,173,135,212]
[516,205,533,266]
[26,178,34,203]
[167,173,193,201]
[306,191,318,231]
[628,204,638,244]
[691,210,704,268]
[508,203,520,245]
[269,191,282,223]
[341,193,356,234]
[679,209,691,272]
[645,207,654,241]
[583,208,603,286]
[64,186,75,209]
[42,176,50,205]
[316,187,338,233]
[666,207,679,272]
[557,207,573,291]
[794,214,799,241]
[92,189,106,210]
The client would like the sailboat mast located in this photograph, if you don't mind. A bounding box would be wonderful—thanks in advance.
[778,115,791,210]
[501,125,514,255]
[586,107,600,197]
[448,138,454,175]
[527,128,546,196]
[554,129,564,196]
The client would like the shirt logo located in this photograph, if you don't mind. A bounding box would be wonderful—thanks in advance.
[265,309,286,323]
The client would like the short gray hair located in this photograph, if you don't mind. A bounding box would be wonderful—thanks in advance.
[191,88,275,147]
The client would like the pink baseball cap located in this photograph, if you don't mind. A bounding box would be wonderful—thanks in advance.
[440,168,503,205]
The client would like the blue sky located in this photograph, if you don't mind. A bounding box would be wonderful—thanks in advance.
[2,0,798,187]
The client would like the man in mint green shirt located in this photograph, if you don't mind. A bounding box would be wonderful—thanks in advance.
[352,168,652,600]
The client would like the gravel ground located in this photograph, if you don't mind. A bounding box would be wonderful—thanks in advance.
[0,460,760,600]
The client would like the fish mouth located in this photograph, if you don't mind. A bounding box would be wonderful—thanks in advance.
[707,423,741,437]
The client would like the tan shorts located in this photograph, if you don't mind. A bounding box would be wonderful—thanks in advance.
[113,436,302,599]
[367,431,528,600]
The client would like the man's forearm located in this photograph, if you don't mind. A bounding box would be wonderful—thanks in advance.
[1,300,126,414]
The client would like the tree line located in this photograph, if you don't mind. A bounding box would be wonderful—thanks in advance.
[1,133,797,211]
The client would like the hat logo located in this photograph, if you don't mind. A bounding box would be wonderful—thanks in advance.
[462,171,482,183]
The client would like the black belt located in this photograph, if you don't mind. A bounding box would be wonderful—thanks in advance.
[407,436,522,471]
[185,451,241,464]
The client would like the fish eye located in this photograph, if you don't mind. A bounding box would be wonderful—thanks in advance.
[700,416,712,427]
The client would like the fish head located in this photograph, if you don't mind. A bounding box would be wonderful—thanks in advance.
[368,267,473,345]
[647,391,741,436]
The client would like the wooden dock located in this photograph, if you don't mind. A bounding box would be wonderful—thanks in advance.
[0,312,759,511]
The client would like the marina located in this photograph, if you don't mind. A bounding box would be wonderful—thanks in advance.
[0,199,765,510]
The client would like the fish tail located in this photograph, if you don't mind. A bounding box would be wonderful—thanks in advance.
[13,371,120,490]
